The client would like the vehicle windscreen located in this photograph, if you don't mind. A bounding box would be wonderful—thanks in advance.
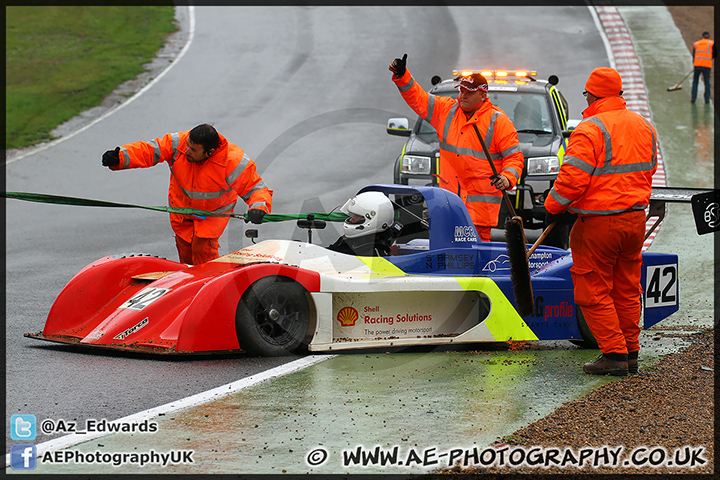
[490,92,553,134]
[414,91,553,136]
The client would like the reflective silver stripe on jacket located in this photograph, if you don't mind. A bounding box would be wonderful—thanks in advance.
[226,153,250,185]
[503,166,520,181]
[119,146,130,168]
[175,183,234,200]
[399,76,436,122]
[423,94,436,123]
[499,144,522,157]
[439,110,517,161]
[575,116,657,175]
[467,195,502,204]
[121,132,180,169]
[568,204,648,215]
[552,115,656,215]
[212,202,237,213]
[441,104,458,145]
[242,180,269,203]
[549,188,573,206]
[167,133,181,166]
[169,140,253,201]
[398,77,415,93]
[561,155,593,174]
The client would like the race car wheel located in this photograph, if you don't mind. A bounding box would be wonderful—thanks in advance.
[571,306,599,349]
[235,276,310,356]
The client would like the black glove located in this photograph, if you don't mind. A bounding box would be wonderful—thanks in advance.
[545,211,561,226]
[389,53,407,78]
[246,208,266,224]
[102,147,120,167]
[545,211,577,226]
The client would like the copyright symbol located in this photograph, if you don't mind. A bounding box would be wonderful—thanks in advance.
[40,419,55,434]
[306,447,328,467]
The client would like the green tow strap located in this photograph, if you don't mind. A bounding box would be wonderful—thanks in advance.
[1,191,348,223]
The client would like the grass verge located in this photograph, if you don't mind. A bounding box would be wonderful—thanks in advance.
[6,6,177,150]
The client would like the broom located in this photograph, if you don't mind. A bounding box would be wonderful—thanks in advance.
[667,70,693,91]
[472,125,534,317]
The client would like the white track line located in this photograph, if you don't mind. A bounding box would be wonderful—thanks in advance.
[587,5,616,69]
[6,6,196,166]
[5,354,335,466]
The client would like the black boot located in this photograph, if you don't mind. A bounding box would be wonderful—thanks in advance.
[628,351,639,374]
[583,352,628,376]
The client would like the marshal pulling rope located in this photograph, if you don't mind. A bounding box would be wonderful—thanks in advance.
[1,191,348,223]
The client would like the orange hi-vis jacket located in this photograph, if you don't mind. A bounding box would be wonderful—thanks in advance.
[545,97,657,217]
[111,131,273,242]
[392,69,524,227]
[693,38,714,68]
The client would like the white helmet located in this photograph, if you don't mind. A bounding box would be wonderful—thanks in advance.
[340,192,394,239]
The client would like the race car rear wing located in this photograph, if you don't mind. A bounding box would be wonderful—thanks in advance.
[648,187,718,237]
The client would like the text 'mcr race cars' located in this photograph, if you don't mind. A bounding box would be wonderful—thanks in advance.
[26,185,680,356]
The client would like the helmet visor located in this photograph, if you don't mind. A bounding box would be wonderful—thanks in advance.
[345,214,366,225]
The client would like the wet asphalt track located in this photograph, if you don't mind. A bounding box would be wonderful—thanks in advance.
[5,5,714,475]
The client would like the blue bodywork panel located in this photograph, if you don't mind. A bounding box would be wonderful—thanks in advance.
[358,184,679,342]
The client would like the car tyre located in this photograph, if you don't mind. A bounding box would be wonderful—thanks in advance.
[570,306,599,349]
[235,276,310,356]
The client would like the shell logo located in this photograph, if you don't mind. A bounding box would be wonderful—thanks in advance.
[337,306,359,326]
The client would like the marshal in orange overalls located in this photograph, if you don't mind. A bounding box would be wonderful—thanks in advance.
[545,70,657,359]
[393,69,524,240]
[111,129,273,265]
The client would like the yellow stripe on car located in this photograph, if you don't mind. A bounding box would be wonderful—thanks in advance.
[357,256,407,277]
[456,277,539,341]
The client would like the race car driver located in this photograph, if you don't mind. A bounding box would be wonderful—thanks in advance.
[544,67,658,376]
[389,54,525,241]
[101,124,273,265]
[328,191,401,256]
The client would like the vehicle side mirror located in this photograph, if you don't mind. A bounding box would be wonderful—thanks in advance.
[431,75,442,85]
[386,117,411,137]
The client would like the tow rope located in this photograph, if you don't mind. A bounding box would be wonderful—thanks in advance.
[1,191,348,223]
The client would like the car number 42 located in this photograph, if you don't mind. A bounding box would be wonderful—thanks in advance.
[645,264,677,308]
[119,287,171,311]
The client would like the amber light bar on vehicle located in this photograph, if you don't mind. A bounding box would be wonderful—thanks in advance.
[453,69,538,79]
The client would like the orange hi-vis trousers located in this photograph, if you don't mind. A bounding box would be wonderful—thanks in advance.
[475,225,492,242]
[569,210,646,354]
[175,234,220,265]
